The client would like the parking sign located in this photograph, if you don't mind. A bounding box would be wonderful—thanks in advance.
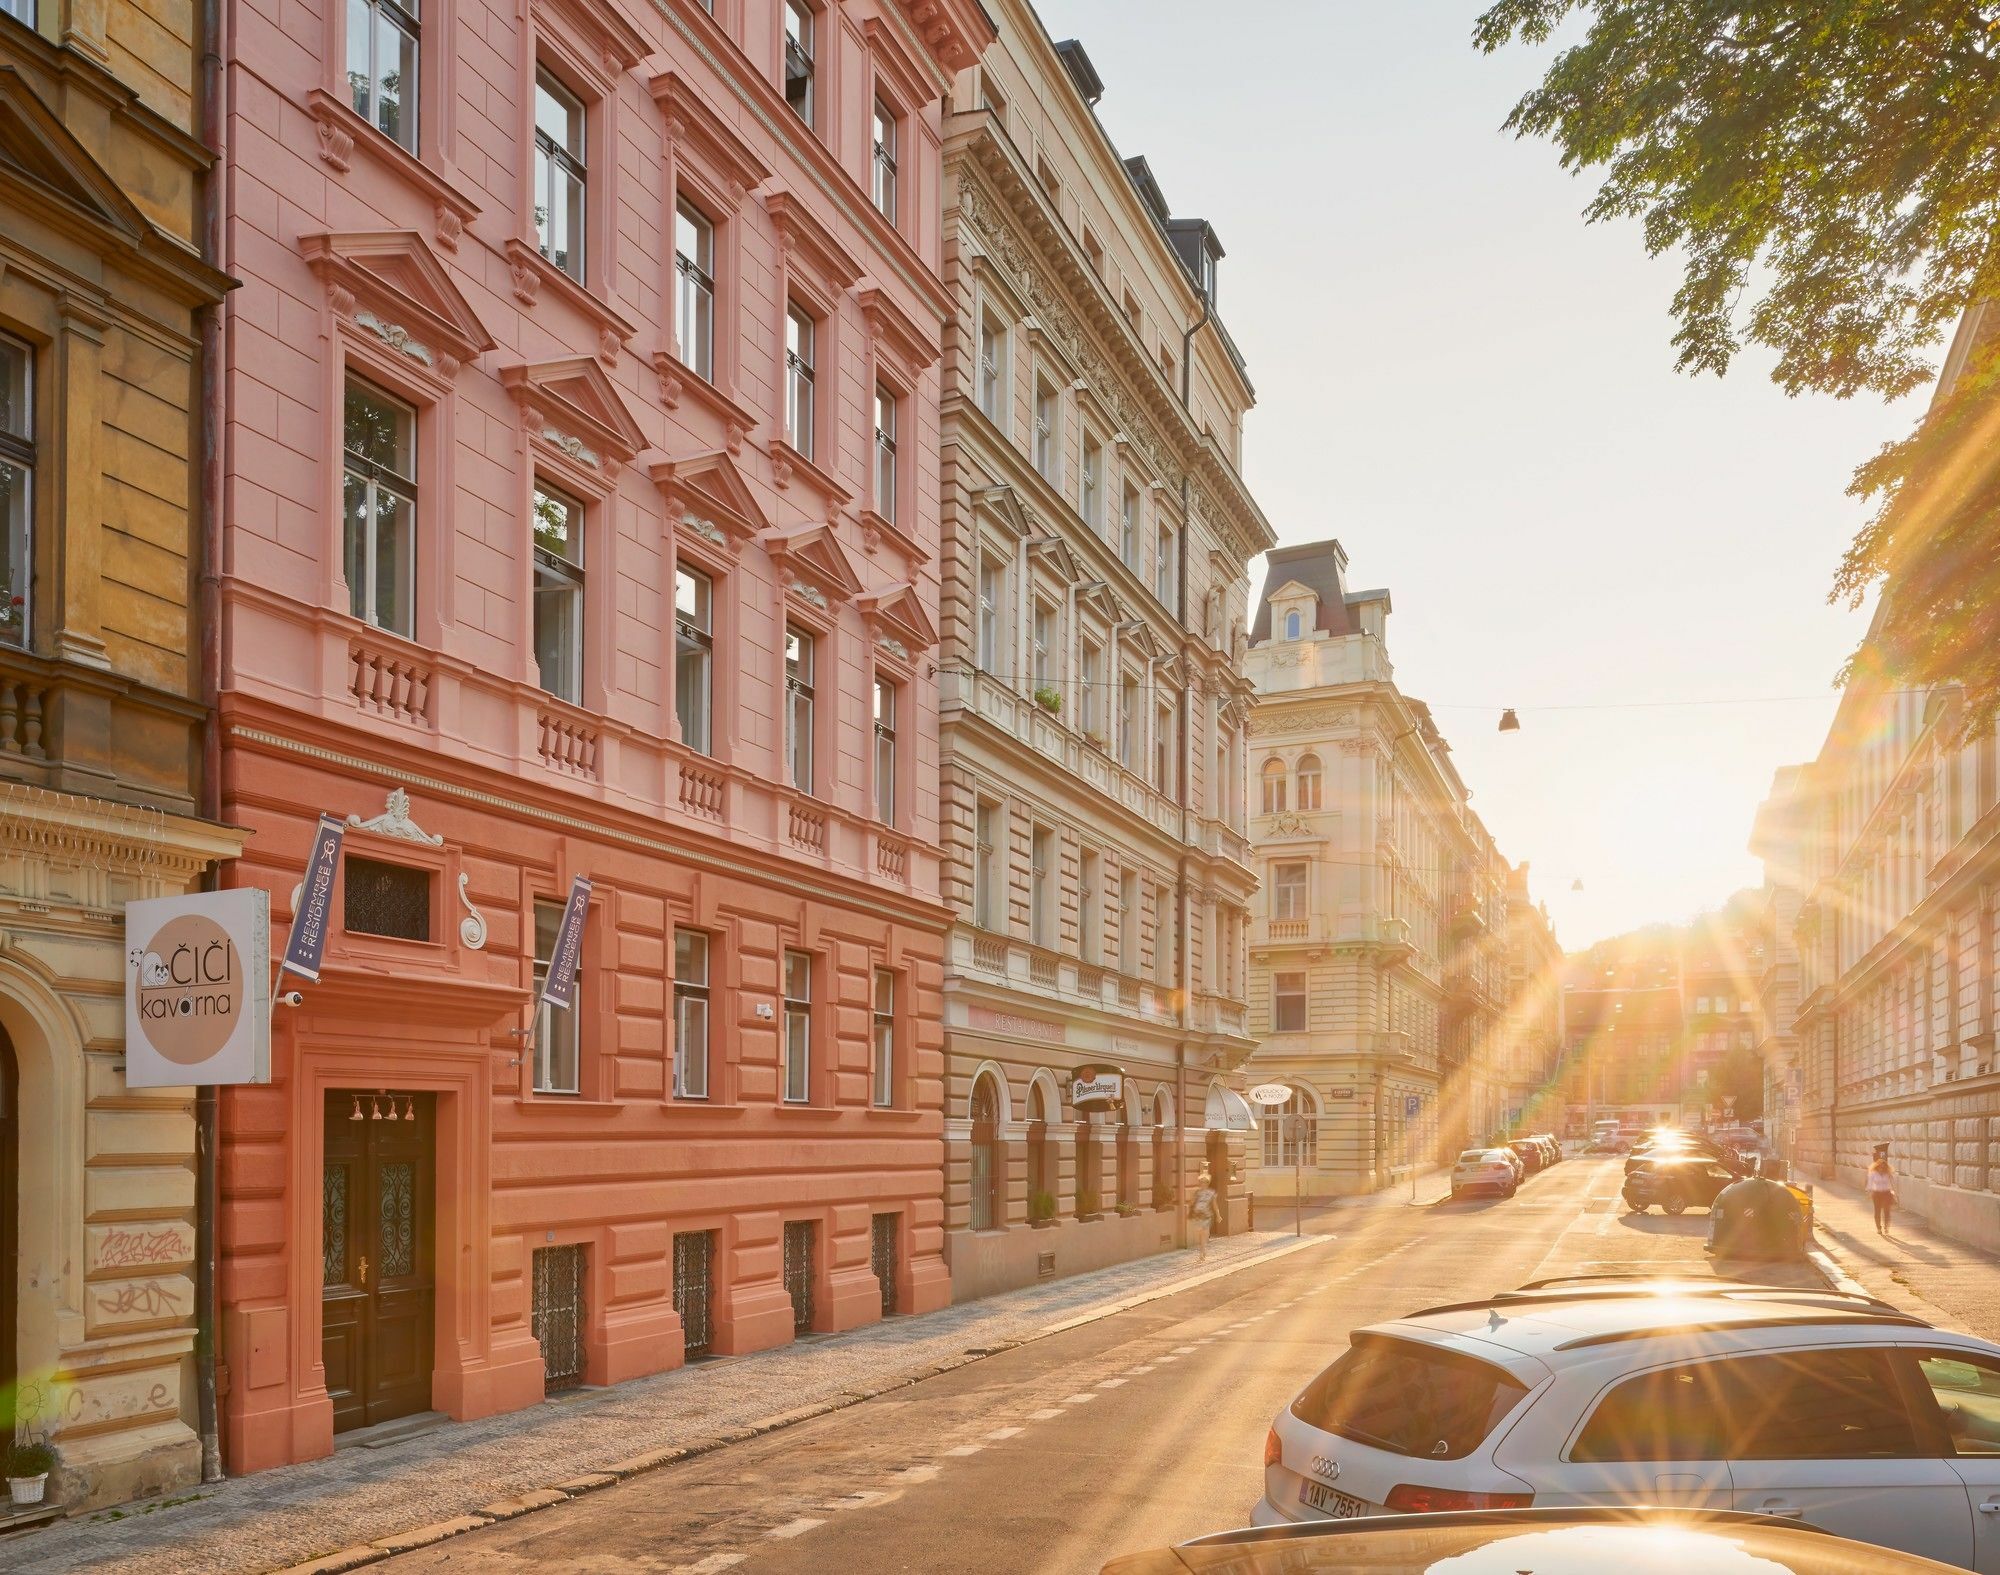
[1404,1094,1421,1118]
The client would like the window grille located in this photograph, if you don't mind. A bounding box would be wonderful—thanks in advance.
[871,1213,898,1317]
[673,1230,715,1358]
[783,1220,815,1334]
[344,857,432,941]
[531,1244,586,1391]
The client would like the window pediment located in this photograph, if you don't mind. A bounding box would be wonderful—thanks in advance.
[1026,533,1078,583]
[972,484,1035,543]
[1074,580,1119,625]
[651,70,772,207]
[652,447,769,556]
[762,522,864,609]
[302,230,496,379]
[501,355,648,479]
[856,284,941,379]
[766,188,864,294]
[862,17,936,109]
[857,508,930,572]
[860,583,938,660]
[529,0,650,84]
[0,65,148,245]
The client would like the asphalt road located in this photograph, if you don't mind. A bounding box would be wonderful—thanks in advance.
[384,1159,1619,1575]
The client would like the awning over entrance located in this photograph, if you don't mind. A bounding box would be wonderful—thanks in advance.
[1204,1085,1257,1132]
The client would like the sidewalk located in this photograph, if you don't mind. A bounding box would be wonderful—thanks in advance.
[1804,1176,2000,1340]
[6,1229,1324,1575]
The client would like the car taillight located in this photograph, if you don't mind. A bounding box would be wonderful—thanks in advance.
[1264,1428,1282,1468]
[1384,1485,1534,1514]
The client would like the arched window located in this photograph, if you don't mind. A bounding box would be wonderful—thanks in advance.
[969,1071,1002,1230]
[1295,754,1323,811]
[1151,1088,1171,1207]
[1259,757,1286,815]
[1260,1085,1318,1169]
[1284,609,1301,640]
[1116,1090,1138,1208]
[1027,1076,1054,1214]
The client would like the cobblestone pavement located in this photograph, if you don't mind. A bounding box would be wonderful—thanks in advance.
[4,1230,1320,1575]
[1805,1176,2000,1338]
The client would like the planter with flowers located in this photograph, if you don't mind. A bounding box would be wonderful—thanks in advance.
[6,1439,55,1507]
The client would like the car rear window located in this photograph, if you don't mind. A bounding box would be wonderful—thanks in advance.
[1291,1334,1528,1460]
[1456,1150,1494,1164]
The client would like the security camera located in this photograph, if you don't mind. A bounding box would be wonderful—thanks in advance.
[278,990,304,1009]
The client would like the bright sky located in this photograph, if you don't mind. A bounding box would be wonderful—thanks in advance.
[1033,0,1925,948]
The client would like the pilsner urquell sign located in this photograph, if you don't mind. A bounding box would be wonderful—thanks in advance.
[124,889,272,1087]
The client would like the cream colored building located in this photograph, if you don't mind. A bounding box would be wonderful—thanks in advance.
[937,11,1275,1300]
[1241,540,1529,1200]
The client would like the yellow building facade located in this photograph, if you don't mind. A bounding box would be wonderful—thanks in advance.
[0,0,242,1516]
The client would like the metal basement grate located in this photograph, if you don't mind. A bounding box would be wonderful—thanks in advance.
[783,1220,815,1335]
[673,1230,715,1359]
[531,1244,586,1391]
[871,1213,898,1318]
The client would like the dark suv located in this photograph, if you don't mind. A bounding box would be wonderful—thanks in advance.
[1621,1154,1741,1214]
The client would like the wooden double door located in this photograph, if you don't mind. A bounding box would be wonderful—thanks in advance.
[322,1092,435,1433]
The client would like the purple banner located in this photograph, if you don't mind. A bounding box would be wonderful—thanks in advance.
[281,814,345,982]
[540,874,592,1009]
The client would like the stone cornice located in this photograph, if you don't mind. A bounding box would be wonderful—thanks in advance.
[0,784,243,883]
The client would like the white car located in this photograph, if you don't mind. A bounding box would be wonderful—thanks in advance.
[1258,1275,2000,1573]
[1450,1149,1517,1200]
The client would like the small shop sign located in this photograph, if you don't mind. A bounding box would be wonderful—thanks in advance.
[124,889,271,1087]
[1071,1067,1123,1108]
[1247,1083,1292,1106]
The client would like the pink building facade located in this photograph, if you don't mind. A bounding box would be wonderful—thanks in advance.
[211,0,991,1470]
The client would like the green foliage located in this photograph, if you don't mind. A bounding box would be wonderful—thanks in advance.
[1478,0,2000,728]
[1027,1189,1057,1223]
[5,1439,55,1478]
[1032,685,1062,714]
[1075,1189,1101,1218]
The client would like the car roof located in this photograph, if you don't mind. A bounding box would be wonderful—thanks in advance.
[1366,1279,1933,1369]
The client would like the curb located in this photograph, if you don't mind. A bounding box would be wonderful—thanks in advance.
[1807,1239,1874,1300]
[275,1235,1326,1573]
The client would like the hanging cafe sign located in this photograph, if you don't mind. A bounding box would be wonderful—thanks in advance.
[124,889,272,1087]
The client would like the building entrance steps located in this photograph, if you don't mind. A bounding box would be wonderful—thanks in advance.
[7,1230,1326,1575]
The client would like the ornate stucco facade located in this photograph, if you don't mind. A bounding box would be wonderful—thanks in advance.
[1240,541,1534,1200]
[936,11,1273,1300]
[0,0,246,1514]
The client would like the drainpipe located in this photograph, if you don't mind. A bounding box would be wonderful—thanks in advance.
[194,0,227,1485]
[1173,291,1211,1239]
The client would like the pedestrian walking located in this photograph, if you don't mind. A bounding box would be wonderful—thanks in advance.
[1867,1145,1897,1236]
[1190,1170,1217,1262]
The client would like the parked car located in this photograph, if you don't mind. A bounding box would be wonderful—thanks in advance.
[1534,1133,1561,1165]
[1450,1148,1518,1200]
[1256,1275,2000,1571]
[1622,1155,1741,1214]
[1582,1135,1628,1155]
[1106,1507,1968,1574]
[1624,1132,1744,1177]
[1496,1145,1525,1181]
[1507,1138,1546,1175]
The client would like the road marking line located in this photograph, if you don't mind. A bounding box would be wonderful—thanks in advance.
[677,1556,747,1574]
[1127,1364,1155,1374]
[1097,1377,1127,1388]
[944,1444,985,1457]
[1155,1355,1179,1363]
[824,1491,885,1511]
[767,1518,825,1540]
[1062,1392,1097,1404]
[1029,1407,1063,1420]
[986,1427,1024,1440]
[1173,1345,1198,1354]
[894,1464,942,1483]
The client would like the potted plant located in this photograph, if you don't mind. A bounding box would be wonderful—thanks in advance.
[6,1438,55,1506]
[1032,685,1062,715]
[1027,1190,1057,1227]
[1084,730,1108,752]
[1076,1189,1102,1220]
[1115,1201,1141,1217]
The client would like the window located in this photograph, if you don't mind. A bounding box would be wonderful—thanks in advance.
[1119,480,1139,568]
[1079,434,1102,528]
[977,555,1004,673]
[532,484,584,703]
[1154,702,1175,792]
[1033,376,1057,480]
[1081,227,1104,278]
[1274,971,1306,1032]
[0,337,29,648]
[873,677,896,823]
[1079,639,1101,738]
[785,304,815,457]
[675,201,716,380]
[1262,1087,1316,1167]
[534,898,581,1094]
[342,376,417,637]
[975,798,1001,929]
[874,384,898,520]
[783,1,815,126]
[1030,599,1056,691]
[871,100,898,221]
[1119,672,1139,770]
[1119,869,1138,973]
[979,70,1007,126]
[675,566,713,754]
[1155,524,1176,606]
[871,968,895,1107]
[1292,1336,1528,1462]
[1122,286,1141,327]
[1273,862,1307,921]
[1284,609,1301,640]
[978,310,1006,425]
[0,0,32,21]
[673,929,710,1098]
[785,627,814,793]
[1296,754,1323,811]
[1916,1352,2000,1456]
[1154,885,1174,986]
[347,0,419,152]
[1031,826,1054,949]
[344,857,431,941]
[533,70,586,282]
[783,949,812,1102]
[1079,848,1099,963]
[1260,758,1286,815]
[1035,153,1060,203]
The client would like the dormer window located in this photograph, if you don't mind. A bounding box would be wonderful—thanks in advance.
[1284,610,1301,641]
